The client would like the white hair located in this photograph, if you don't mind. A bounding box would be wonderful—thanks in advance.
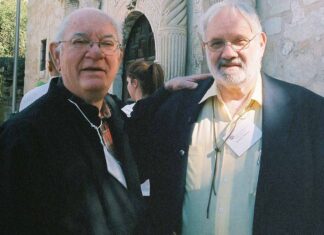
[54,8,123,44]
[198,0,263,41]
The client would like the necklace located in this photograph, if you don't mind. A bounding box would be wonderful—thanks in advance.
[206,98,255,218]
[68,99,105,147]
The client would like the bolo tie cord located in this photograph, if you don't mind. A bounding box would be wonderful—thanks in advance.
[206,98,254,218]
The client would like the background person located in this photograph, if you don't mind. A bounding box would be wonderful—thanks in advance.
[122,61,164,117]
[129,1,324,234]
[19,52,60,111]
[122,61,164,198]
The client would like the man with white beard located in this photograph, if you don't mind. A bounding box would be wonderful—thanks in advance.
[128,1,324,234]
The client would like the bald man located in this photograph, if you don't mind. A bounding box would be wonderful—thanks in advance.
[0,8,145,234]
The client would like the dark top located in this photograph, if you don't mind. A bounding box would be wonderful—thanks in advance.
[0,78,145,235]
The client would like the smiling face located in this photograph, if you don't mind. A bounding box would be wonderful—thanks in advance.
[51,9,122,106]
[204,6,266,91]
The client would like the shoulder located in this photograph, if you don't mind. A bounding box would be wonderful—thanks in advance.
[0,111,38,153]
[263,75,324,120]
[105,93,124,108]
[263,74,324,105]
[163,76,214,106]
[19,83,50,111]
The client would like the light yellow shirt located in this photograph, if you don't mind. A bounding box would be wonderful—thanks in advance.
[182,77,263,235]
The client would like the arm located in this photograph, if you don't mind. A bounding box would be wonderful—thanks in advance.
[127,74,210,181]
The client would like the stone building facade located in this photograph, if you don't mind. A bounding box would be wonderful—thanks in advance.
[24,0,324,99]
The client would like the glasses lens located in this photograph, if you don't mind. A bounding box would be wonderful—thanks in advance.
[207,40,225,52]
[70,38,89,48]
[100,40,118,55]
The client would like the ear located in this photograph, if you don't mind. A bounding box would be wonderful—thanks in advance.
[118,48,124,66]
[131,78,139,88]
[259,32,267,56]
[49,42,61,71]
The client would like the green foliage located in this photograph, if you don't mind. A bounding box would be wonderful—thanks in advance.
[0,0,27,102]
[0,0,27,57]
[0,57,25,100]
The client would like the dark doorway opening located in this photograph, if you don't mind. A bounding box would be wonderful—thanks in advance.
[122,15,155,101]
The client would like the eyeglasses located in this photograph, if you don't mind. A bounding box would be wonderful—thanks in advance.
[203,33,260,53]
[58,37,122,55]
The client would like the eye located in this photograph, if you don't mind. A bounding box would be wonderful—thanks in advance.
[71,38,89,46]
[233,38,249,47]
[99,40,116,48]
[208,40,225,49]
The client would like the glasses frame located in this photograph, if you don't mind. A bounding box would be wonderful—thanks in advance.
[202,33,260,53]
[58,38,122,55]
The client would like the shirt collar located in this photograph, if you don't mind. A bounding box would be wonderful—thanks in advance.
[100,102,112,119]
[50,77,109,126]
[199,75,263,106]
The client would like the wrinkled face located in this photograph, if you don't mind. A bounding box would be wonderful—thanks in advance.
[52,11,122,104]
[204,7,266,90]
[126,77,136,101]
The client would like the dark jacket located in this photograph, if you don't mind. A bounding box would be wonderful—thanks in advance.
[129,74,324,234]
[0,78,144,235]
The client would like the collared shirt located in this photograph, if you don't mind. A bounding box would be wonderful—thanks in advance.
[182,76,263,235]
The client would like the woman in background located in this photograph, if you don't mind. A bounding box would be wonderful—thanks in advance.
[122,61,164,117]
[122,60,164,199]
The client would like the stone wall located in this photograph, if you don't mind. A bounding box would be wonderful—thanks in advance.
[24,0,65,93]
[258,0,324,96]
[24,0,324,97]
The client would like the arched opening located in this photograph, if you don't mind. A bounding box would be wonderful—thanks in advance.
[122,14,155,101]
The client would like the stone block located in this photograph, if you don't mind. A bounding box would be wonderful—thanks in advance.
[266,0,291,15]
[284,7,324,41]
[303,0,320,5]
[263,17,282,35]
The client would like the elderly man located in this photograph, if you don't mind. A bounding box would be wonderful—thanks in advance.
[0,8,144,234]
[129,1,324,234]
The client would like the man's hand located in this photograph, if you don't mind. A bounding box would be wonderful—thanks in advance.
[164,73,211,91]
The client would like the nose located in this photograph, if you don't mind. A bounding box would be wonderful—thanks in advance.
[220,42,238,60]
[85,42,104,59]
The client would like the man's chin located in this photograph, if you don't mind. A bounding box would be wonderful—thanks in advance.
[214,72,246,86]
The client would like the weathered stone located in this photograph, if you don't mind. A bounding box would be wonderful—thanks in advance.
[266,0,291,15]
[281,40,294,56]
[24,0,324,97]
[303,0,320,5]
[263,17,282,35]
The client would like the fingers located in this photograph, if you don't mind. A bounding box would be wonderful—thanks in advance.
[186,73,211,81]
[183,81,198,90]
[164,73,211,91]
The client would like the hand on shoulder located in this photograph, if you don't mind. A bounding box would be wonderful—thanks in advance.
[164,73,211,92]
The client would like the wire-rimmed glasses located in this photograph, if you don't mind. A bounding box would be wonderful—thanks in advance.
[203,33,260,53]
[59,37,122,55]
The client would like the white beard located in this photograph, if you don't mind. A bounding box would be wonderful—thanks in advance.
[207,49,262,88]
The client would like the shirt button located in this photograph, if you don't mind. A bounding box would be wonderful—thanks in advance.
[179,149,185,156]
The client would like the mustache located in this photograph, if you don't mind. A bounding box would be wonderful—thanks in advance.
[218,58,243,68]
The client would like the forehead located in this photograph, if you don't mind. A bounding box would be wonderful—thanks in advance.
[205,7,253,39]
[64,13,118,39]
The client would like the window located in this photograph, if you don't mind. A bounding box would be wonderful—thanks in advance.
[40,39,47,71]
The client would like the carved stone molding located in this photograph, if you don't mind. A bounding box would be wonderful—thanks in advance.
[157,0,187,80]
[157,27,187,80]
[126,0,137,10]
